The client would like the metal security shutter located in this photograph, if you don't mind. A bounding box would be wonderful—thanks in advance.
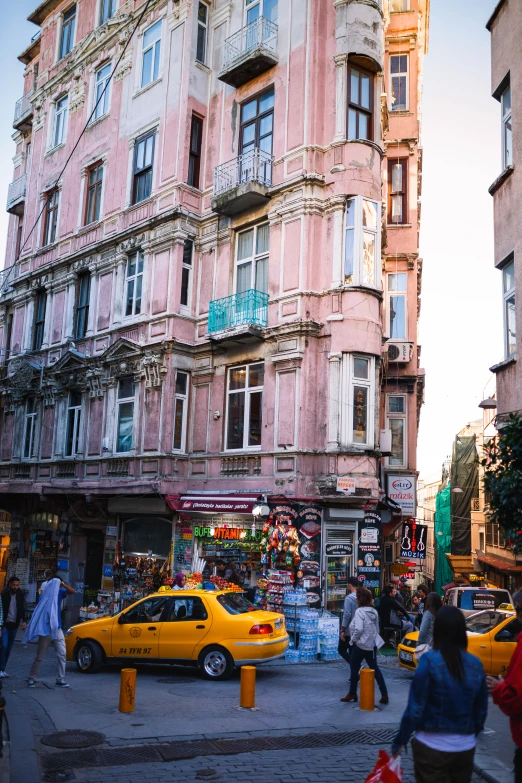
[326,529,353,545]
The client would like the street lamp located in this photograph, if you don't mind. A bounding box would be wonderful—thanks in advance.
[478,398,497,409]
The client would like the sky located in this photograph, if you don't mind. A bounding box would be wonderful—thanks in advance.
[0,0,503,481]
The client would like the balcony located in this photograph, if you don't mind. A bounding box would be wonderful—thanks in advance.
[218,17,278,88]
[212,148,273,216]
[13,91,34,132]
[208,289,268,343]
[7,174,27,216]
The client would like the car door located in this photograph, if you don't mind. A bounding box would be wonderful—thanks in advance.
[111,595,169,659]
[158,596,212,660]
[492,618,522,676]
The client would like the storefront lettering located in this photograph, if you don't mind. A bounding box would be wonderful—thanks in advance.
[194,526,262,541]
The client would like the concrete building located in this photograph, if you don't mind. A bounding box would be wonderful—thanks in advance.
[0,0,428,617]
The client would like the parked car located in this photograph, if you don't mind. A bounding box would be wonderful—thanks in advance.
[397,609,519,674]
[445,586,513,617]
[65,590,288,680]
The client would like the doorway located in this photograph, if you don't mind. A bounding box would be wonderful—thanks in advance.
[83,529,104,606]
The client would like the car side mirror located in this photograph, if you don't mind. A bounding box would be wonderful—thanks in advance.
[496,629,512,642]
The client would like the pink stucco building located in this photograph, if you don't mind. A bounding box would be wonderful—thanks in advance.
[0,0,428,616]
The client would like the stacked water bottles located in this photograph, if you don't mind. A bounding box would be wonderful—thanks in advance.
[297,609,320,662]
[320,622,343,661]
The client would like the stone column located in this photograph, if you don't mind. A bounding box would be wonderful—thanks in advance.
[327,352,342,451]
[334,53,349,143]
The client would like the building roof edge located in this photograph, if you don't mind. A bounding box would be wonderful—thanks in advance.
[486,0,507,32]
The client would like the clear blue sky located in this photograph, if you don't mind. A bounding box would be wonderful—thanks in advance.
[0,0,503,479]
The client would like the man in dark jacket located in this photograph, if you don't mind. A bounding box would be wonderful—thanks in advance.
[379,584,414,635]
[0,576,26,677]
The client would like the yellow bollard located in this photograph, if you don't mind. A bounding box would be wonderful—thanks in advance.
[119,668,137,713]
[239,665,256,708]
[359,667,375,711]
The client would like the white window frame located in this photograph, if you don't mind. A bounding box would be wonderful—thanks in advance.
[58,4,77,61]
[180,239,193,314]
[141,19,162,89]
[390,0,409,11]
[65,390,82,457]
[115,377,135,454]
[501,84,512,170]
[386,394,407,468]
[196,3,208,65]
[173,371,189,452]
[340,354,375,449]
[245,0,278,24]
[99,0,116,25]
[125,251,144,319]
[234,223,269,294]
[53,95,69,148]
[344,196,381,289]
[390,54,409,112]
[386,272,407,340]
[93,62,111,121]
[503,259,516,358]
[225,363,264,452]
[23,398,37,460]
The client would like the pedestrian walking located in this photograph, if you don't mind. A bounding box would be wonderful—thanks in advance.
[487,589,522,783]
[339,576,359,663]
[379,584,414,636]
[415,592,443,660]
[0,576,26,677]
[391,605,488,783]
[341,586,388,705]
[24,577,75,688]
[416,584,428,629]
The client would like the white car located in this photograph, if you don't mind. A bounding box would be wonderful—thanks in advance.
[445,586,513,617]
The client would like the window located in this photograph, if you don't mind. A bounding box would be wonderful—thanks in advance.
[141,20,162,88]
[93,63,111,120]
[503,259,516,357]
[173,371,189,451]
[33,290,47,351]
[196,3,208,64]
[496,618,522,642]
[53,95,68,147]
[188,115,203,188]
[390,55,408,112]
[25,142,31,173]
[121,595,168,623]
[43,190,59,246]
[15,220,23,260]
[125,252,144,317]
[387,394,407,467]
[167,596,208,622]
[390,0,409,10]
[74,273,91,339]
[501,84,512,169]
[116,376,135,453]
[132,131,155,204]
[240,89,274,156]
[180,240,193,309]
[236,224,269,294]
[348,66,373,141]
[85,163,103,225]
[226,364,264,450]
[246,0,278,24]
[100,0,116,24]
[60,5,76,59]
[341,354,375,448]
[23,398,37,459]
[388,159,408,224]
[5,310,13,360]
[344,196,380,288]
[387,273,407,340]
[65,390,82,456]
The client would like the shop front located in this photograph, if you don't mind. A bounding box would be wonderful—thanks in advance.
[323,508,361,615]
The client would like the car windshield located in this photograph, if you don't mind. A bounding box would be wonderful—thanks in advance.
[458,590,511,611]
[466,610,509,635]
[217,593,256,615]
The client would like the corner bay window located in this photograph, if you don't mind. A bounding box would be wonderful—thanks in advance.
[340,355,375,448]
[65,391,82,457]
[226,364,264,450]
[24,398,37,459]
[387,395,406,467]
[348,66,373,141]
[132,131,155,204]
[345,197,380,288]
[116,376,135,453]
[173,371,189,451]
[125,251,144,317]
[387,273,407,340]
[388,159,408,224]
[503,259,516,357]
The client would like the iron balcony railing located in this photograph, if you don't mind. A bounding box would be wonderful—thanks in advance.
[7,174,27,210]
[208,289,269,334]
[14,91,34,125]
[223,16,278,70]
[214,147,273,197]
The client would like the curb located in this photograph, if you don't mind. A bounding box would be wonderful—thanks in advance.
[5,695,41,783]
[474,753,513,783]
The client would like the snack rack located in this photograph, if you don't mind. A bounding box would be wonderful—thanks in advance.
[265,569,293,612]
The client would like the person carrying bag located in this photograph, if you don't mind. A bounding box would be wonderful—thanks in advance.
[414,592,442,663]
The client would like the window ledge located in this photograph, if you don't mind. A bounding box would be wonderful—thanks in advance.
[195,60,211,75]
[490,354,517,373]
[386,223,412,229]
[489,165,514,196]
[78,220,101,234]
[133,77,162,99]
[389,110,412,116]
[45,142,66,157]
[87,112,109,130]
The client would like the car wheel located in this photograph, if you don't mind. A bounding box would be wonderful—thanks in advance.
[75,640,103,673]
[199,645,234,681]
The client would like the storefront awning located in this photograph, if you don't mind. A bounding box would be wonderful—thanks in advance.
[166,495,259,514]
[476,553,522,574]
[445,554,476,573]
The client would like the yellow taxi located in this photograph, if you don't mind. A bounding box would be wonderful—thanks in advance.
[65,590,288,680]
[397,609,521,675]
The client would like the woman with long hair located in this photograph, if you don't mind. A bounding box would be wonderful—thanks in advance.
[417,591,443,649]
[341,586,388,705]
[392,606,488,783]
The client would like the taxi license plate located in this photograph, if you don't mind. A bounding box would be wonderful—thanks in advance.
[399,651,413,662]
[274,618,283,630]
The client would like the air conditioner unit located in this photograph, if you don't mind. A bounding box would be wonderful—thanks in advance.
[380,428,392,455]
[386,342,412,363]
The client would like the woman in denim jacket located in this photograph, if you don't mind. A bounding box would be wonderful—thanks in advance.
[392,606,488,783]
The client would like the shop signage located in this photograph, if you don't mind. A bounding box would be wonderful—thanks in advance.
[325,543,353,556]
[269,504,322,605]
[400,520,427,560]
[357,511,382,596]
[106,526,118,537]
[170,497,256,513]
[103,565,113,577]
[336,477,356,495]
[390,563,410,575]
[56,559,68,571]
[388,475,417,516]
[194,526,262,541]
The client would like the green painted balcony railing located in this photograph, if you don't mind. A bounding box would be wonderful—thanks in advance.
[208,289,269,334]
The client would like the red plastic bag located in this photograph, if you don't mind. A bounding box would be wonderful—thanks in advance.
[364,750,403,783]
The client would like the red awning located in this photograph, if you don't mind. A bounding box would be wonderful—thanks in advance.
[166,495,258,514]
[476,553,522,574]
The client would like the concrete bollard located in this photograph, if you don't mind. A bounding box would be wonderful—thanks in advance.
[360,667,375,711]
[239,665,256,709]
[119,668,137,713]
